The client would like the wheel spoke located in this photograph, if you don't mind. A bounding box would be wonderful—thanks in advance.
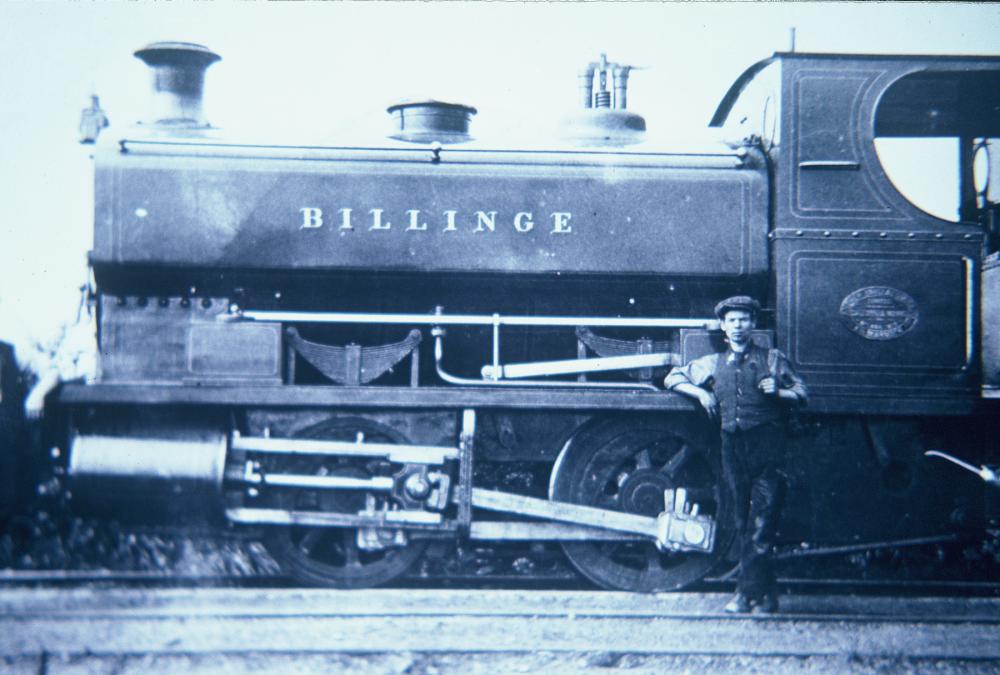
[661,444,693,478]
[592,490,621,510]
[263,417,429,588]
[634,546,670,588]
[297,529,323,556]
[553,418,728,592]
[644,545,662,571]
[342,530,361,567]
[635,449,653,470]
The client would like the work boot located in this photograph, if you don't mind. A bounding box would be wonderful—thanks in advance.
[753,593,779,614]
[723,593,752,614]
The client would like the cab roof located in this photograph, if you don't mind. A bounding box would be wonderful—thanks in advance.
[710,52,1000,137]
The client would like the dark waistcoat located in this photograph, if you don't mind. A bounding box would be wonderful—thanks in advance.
[712,346,782,432]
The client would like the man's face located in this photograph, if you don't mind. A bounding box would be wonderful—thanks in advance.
[721,309,754,346]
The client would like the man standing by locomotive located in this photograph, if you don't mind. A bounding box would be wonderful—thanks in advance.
[665,296,807,613]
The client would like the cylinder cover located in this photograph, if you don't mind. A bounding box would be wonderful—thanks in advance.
[68,433,227,503]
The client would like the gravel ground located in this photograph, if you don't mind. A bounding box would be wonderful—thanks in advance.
[0,509,280,577]
[4,506,999,585]
[6,652,1000,674]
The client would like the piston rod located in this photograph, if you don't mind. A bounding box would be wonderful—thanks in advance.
[231,433,458,465]
[251,471,395,492]
[226,506,443,528]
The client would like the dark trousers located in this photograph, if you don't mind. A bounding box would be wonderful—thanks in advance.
[721,423,786,600]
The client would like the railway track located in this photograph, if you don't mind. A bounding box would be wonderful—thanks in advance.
[2,566,1000,597]
[3,588,1000,672]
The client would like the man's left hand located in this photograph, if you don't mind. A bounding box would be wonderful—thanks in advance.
[758,377,777,395]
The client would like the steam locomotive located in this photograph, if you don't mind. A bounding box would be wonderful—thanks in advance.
[51,43,1000,590]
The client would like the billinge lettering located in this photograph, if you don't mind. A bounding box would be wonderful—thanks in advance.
[298,207,574,235]
[338,208,354,230]
[473,211,497,233]
[369,208,391,231]
[550,212,572,234]
[300,207,323,229]
[406,209,428,231]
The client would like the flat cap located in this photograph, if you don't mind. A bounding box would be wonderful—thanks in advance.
[714,295,761,319]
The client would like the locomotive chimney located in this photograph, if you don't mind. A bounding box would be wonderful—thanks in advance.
[134,41,220,128]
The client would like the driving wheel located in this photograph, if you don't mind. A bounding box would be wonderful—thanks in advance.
[263,416,427,588]
[550,415,733,592]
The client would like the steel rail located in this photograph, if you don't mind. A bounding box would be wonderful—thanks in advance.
[774,533,961,560]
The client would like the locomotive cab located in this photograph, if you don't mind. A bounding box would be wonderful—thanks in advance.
[715,52,1000,551]
[714,53,1000,410]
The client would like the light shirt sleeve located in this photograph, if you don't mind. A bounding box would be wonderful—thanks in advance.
[664,353,717,390]
[55,319,99,384]
[35,315,99,385]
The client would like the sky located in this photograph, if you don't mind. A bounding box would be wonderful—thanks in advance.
[0,1,998,367]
